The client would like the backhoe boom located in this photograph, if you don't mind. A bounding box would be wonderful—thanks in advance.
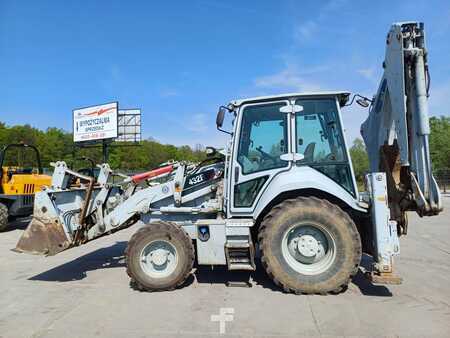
[361,22,442,229]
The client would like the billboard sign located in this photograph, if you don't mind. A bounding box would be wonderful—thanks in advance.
[117,109,141,142]
[73,102,118,142]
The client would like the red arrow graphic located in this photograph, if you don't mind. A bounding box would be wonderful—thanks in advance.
[84,107,115,116]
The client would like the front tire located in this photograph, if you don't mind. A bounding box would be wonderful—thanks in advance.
[258,197,361,294]
[0,202,9,232]
[125,222,194,291]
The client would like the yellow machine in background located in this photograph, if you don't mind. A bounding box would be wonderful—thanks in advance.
[0,144,51,231]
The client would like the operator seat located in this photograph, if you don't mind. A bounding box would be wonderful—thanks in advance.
[239,155,259,173]
[303,142,315,162]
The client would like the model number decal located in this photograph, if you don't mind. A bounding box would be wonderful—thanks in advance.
[184,168,218,189]
[188,174,204,186]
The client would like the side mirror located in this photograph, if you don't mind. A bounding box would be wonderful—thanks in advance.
[216,107,226,128]
[216,106,233,135]
[356,98,370,108]
[345,94,373,108]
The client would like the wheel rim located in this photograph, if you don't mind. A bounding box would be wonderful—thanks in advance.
[281,223,336,275]
[140,240,178,278]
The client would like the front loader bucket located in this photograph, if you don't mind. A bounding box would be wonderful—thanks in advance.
[14,216,71,256]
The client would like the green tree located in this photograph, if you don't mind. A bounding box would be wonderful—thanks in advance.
[0,121,206,171]
[429,116,450,171]
[349,138,369,186]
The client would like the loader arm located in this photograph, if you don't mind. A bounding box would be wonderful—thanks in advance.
[15,161,223,255]
[361,22,442,230]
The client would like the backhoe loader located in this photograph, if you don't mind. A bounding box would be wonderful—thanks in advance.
[0,143,51,231]
[15,22,442,294]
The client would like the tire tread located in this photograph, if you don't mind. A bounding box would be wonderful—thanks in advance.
[125,221,194,292]
[0,203,8,232]
[258,196,361,295]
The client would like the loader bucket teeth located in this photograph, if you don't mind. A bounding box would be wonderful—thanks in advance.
[14,217,71,256]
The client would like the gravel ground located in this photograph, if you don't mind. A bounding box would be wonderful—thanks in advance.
[0,195,449,338]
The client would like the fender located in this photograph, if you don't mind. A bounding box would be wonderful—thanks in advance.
[252,166,366,220]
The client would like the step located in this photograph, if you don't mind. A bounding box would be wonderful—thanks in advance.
[225,241,256,271]
[225,241,250,248]
[228,256,251,263]
[227,263,255,271]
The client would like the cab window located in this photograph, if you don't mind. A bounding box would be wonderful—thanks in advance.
[295,98,355,196]
[237,102,288,175]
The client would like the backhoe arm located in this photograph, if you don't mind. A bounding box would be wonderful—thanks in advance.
[361,22,442,230]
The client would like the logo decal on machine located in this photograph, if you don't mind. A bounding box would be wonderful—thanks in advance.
[184,168,219,189]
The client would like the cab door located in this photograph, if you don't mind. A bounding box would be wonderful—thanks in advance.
[228,100,292,215]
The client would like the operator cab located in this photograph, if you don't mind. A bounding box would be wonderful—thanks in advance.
[217,92,358,214]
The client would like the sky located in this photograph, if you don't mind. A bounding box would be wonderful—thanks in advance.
[1,0,449,148]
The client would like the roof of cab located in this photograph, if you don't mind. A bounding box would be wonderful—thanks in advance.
[230,91,351,107]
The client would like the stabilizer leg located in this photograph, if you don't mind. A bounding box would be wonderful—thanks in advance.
[366,173,402,285]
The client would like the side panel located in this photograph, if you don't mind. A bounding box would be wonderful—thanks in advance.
[196,223,227,265]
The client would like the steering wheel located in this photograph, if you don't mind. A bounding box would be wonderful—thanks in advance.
[255,146,278,162]
[324,153,337,161]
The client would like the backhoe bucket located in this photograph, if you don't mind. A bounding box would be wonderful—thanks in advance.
[14,216,71,256]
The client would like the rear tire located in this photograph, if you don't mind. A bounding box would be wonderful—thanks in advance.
[258,197,361,294]
[0,202,8,232]
[125,222,194,291]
